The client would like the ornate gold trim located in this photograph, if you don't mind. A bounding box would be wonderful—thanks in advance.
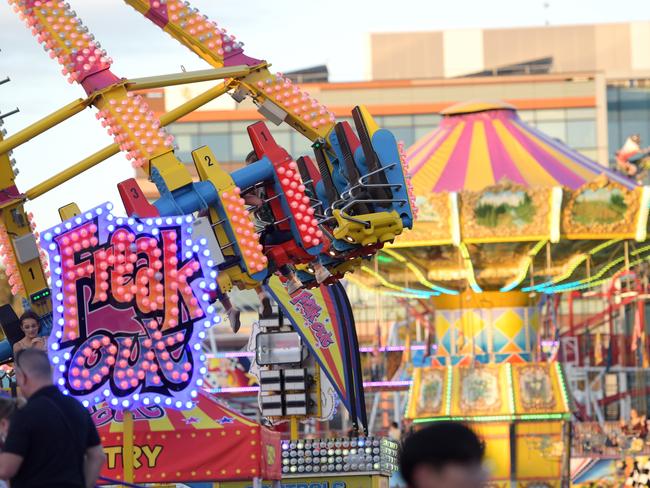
[460,180,550,239]
[562,174,640,235]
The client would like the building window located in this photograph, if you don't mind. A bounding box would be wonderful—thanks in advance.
[199,122,230,133]
[231,132,253,161]
[389,126,416,147]
[607,85,650,161]
[535,109,566,121]
[269,130,292,153]
[535,120,566,142]
[174,134,193,162]
[291,132,313,156]
[414,126,435,140]
[566,108,596,120]
[383,115,413,127]
[567,120,596,149]
[413,114,441,126]
[197,133,231,161]
[168,122,200,135]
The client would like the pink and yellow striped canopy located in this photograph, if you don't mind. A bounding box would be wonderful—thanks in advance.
[408,100,634,193]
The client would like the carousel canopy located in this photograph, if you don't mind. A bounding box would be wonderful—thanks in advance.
[345,100,648,295]
[93,391,281,484]
[408,100,635,193]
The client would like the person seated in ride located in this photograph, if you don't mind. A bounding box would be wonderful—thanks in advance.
[243,151,331,295]
[12,311,46,355]
[196,207,243,333]
[616,134,648,176]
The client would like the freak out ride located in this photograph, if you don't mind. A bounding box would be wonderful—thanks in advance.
[0,0,412,484]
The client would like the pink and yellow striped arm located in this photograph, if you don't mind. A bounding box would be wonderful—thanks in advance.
[9,0,115,92]
[9,0,185,180]
[123,0,337,141]
[124,0,260,68]
[0,209,50,298]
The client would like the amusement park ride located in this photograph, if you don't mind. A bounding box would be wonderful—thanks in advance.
[0,0,412,485]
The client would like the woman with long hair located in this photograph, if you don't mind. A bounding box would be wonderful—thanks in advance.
[12,311,46,355]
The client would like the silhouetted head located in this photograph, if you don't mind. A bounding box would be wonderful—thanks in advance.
[400,422,485,488]
[245,151,258,165]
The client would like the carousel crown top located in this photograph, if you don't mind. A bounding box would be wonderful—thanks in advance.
[409,99,634,193]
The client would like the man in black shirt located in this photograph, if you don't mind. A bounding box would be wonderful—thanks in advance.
[0,348,105,487]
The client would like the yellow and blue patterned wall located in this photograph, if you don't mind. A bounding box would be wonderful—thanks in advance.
[433,292,539,365]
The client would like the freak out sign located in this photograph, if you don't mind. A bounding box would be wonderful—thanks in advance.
[42,202,221,410]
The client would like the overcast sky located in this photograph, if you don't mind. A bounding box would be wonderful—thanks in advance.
[0,0,648,227]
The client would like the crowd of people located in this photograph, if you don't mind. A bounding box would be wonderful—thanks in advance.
[574,409,650,457]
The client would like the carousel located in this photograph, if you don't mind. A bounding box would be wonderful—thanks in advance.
[350,100,650,487]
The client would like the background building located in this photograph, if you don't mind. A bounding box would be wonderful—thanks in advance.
[370,22,650,79]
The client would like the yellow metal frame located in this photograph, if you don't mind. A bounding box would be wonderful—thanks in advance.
[191,146,264,290]
[0,76,234,308]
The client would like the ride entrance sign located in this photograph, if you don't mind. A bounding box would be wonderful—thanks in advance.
[42,203,220,410]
